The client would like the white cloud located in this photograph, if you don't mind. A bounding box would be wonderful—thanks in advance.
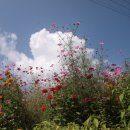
[0,29,97,77]
[0,32,17,55]
[0,32,32,67]
[29,29,59,70]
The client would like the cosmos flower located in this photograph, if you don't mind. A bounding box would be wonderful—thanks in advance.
[0,95,3,99]
[50,87,55,92]
[76,21,80,26]
[111,63,116,66]
[41,106,47,111]
[0,76,3,80]
[42,88,48,93]
[7,77,14,82]
[47,94,55,100]
[55,85,62,91]
[5,71,11,76]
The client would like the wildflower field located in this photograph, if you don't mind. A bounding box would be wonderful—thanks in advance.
[0,23,130,130]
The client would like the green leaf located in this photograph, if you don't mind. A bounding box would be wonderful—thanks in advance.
[127,105,130,111]
[101,124,107,130]
[119,93,124,102]
[89,127,93,130]
[76,112,80,115]
[128,121,130,128]
[121,111,125,120]
[84,116,92,127]
[93,118,99,128]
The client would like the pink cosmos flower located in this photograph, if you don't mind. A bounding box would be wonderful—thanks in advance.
[99,41,104,45]
[111,63,116,66]
[57,43,62,46]
[5,65,10,68]
[76,21,80,26]
[75,45,80,49]
[61,49,65,53]
[118,50,123,54]
[50,64,54,67]
[51,23,56,29]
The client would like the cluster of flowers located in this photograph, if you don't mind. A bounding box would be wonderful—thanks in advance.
[0,71,15,116]
[0,63,18,116]
[0,71,14,86]
[41,84,62,111]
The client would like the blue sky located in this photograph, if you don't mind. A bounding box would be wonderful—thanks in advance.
[0,0,130,67]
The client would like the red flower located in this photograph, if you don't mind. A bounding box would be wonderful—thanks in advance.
[47,94,55,100]
[34,106,38,111]
[85,74,93,79]
[55,85,62,91]
[71,94,78,101]
[111,63,116,66]
[35,79,40,84]
[54,78,60,82]
[89,67,94,71]
[83,97,93,103]
[42,88,48,93]
[50,87,55,92]
[41,106,46,111]
[111,69,115,72]
[51,103,57,107]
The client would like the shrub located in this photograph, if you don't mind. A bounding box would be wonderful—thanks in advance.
[0,68,35,129]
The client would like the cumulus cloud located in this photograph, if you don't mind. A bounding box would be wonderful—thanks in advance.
[0,32,32,67]
[0,32,17,55]
[0,28,97,75]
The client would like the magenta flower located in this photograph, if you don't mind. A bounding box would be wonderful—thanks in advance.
[75,45,80,49]
[29,66,33,70]
[76,21,80,26]
[99,41,104,45]
[5,65,10,69]
[111,63,116,66]
[118,49,123,54]
[54,77,60,82]
[51,23,56,29]
[35,79,40,84]
[50,64,54,67]
[57,43,62,46]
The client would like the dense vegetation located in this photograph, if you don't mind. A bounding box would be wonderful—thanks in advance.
[0,23,130,130]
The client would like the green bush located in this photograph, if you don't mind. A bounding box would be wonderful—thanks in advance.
[0,70,35,130]
[0,23,130,129]
[33,116,130,130]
